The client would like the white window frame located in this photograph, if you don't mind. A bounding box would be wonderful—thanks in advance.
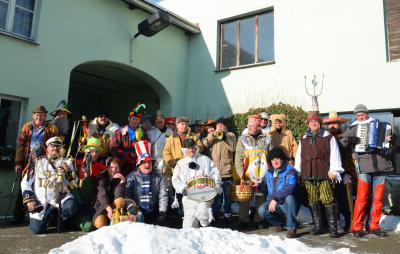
[0,0,39,41]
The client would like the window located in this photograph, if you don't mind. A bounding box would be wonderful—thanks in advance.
[0,96,25,168]
[0,0,38,40]
[219,10,274,70]
[384,0,400,61]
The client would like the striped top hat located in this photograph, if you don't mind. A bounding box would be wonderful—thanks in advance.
[134,140,154,165]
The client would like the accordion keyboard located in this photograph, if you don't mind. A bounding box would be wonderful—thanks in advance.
[355,124,368,152]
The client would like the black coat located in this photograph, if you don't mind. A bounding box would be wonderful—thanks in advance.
[92,170,125,223]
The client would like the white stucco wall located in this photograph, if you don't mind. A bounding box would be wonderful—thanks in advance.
[161,0,400,119]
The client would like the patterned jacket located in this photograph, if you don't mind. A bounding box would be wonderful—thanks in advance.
[125,170,168,213]
[15,122,59,167]
[111,125,147,174]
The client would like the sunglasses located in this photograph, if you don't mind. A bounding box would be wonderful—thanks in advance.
[166,122,175,125]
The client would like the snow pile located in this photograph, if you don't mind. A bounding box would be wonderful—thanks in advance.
[49,222,353,254]
[380,215,400,232]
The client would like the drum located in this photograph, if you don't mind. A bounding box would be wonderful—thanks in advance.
[186,176,217,202]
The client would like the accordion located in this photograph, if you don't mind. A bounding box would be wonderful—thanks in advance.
[355,120,392,153]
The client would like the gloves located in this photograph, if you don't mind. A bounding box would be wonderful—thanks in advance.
[157,211,167,224]
[346,136,360,145]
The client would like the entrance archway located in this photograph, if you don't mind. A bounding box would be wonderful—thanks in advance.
[68,61,171,124]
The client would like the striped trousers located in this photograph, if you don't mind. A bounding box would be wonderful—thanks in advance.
[304,180,335,205]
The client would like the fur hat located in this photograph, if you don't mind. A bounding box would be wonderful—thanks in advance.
[268,147,288,161]
[354,104,368,114]
[176,116,189,124]
[270,114,286,123]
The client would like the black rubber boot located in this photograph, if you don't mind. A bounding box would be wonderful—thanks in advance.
[309,203,324,235]
[325,203,339,238]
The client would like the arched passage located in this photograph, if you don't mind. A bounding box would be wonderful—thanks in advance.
[67,61,171,124]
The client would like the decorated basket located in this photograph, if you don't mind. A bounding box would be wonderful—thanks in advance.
[229,181,254,202]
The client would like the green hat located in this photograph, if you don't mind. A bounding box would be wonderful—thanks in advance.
[32,105,48,114]
[82,137,103,154]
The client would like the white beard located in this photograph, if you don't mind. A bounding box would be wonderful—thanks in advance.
[53,117,70,135]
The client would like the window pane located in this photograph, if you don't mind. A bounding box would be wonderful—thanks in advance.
[0,1,8,29]
[16,0,34,11]
[258,12,274,62]
[239,17,256,65]
[221,21,237,69]
[0,99,21,149]
[12,7,33,37]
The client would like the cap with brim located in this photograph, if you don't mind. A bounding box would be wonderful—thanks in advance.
[205,119,216,126]
[32,105,48,114]
[323,111,349,125]
[81,137,103,154]
[259,112,269,120]
[46,136,63,146]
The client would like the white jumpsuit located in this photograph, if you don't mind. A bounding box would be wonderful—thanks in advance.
[172,152,222,228]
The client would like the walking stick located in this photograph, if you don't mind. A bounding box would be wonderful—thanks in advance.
[2,171,20,227]
[58,186,62,234]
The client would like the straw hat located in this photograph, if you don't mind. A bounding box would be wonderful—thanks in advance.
[323,111,349,125]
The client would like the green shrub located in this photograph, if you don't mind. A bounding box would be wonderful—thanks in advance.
[225,102,308,140]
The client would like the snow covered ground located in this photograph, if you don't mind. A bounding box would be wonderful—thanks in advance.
[50,222,353,254]
[49,204,400,254]
[297,205,400,232]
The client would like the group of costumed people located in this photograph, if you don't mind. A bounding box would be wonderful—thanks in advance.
[12,100,397,239]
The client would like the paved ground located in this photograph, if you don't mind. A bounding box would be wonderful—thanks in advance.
[1,218,399,254]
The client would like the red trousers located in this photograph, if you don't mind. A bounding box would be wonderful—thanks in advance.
[352,173,385,231]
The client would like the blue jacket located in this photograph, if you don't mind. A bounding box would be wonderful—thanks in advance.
[264,163,298,204]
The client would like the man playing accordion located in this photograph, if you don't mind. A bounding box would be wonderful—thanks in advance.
[341,104,394,237]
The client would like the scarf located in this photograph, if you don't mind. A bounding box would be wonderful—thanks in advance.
[128,126,136,141]
[139,172,153,214]
[305,128,325,145]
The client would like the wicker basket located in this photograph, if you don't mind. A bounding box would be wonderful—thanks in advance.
[229,181,254,202]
